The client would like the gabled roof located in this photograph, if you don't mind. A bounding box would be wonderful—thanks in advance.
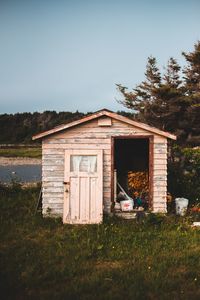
[32,109,176,140]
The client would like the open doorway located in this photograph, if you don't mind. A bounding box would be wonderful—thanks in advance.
[112,136,152,210]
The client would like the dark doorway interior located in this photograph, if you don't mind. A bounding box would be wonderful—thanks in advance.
[114,138,149,208]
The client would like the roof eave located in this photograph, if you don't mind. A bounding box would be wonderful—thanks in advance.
[32,110,107,140]
[32,109,176,141]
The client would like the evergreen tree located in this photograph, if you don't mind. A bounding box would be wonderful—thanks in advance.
[117,42,200,146]
[117,56,161,123]
[117,57,183,132]
[182,42,200,94]
[182,42,200,145]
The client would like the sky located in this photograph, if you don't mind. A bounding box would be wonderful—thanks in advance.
[0,0,200,114]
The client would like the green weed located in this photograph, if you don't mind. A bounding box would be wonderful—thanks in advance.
[0,147,41,158]
[0,186,200,299]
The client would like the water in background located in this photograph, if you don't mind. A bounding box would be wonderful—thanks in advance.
[0,165,42,183]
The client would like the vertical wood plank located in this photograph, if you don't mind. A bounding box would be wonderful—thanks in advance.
[90,177,97,220]
[70,177,80,221]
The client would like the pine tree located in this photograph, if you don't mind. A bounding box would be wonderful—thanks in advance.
[117,56,183,131]
[182,42,200,94]
[163,57,182,88]
[156,57,188,138]
[117,56,162,125]
[117,42,200,146]
[182,41,200,145]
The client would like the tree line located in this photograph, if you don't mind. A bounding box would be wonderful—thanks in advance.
[0,110,133,144]
[0,111,85,144]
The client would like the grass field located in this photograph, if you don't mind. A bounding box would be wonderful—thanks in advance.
[0,185,200,300]
[0,147,41,158]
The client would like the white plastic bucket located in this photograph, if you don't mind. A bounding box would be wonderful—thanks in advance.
[120,199,133,212]
[175,198,189,216]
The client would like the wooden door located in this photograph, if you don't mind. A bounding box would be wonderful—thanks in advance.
[63,149,103,224]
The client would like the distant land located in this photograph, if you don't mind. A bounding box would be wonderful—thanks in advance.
[0,110,134,144]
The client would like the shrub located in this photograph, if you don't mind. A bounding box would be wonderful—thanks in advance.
[168,146,200,205]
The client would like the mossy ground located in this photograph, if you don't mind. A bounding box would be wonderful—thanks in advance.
[0,185,200,300]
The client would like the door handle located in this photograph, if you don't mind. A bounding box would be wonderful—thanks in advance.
[63,181,70,185]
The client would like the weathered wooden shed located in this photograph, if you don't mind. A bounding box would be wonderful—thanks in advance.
[32,109,176,224]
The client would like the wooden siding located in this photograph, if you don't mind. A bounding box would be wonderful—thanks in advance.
[42,118,168,216]
[153,137,167,213]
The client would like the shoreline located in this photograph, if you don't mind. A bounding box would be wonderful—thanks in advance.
[0,157,42,166]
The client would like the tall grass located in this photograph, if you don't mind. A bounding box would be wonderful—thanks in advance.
[0,184,200,299]
[0,148,41,158]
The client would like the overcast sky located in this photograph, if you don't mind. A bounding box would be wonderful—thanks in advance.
[0,0,200,113]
